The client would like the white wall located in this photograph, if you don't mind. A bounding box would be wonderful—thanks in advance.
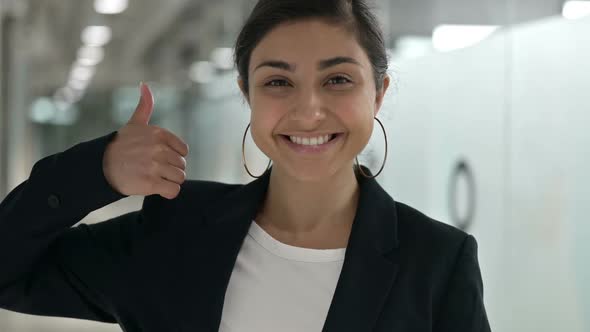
[378,15,590,332]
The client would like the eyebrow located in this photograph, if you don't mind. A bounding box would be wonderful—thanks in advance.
[253,56,361,72]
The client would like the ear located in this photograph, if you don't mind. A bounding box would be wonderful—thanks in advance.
[237,77,250,103]
[374,74,390,117]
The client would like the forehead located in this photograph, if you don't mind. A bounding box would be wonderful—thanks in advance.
[249,19,369,71]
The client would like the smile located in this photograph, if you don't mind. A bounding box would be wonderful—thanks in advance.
[287,134,336,146]
[279,133,343,154]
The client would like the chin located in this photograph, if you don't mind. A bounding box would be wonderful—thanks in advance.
[277,162,349,183]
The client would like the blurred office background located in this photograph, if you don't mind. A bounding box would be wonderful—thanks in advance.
[1,0,589,331]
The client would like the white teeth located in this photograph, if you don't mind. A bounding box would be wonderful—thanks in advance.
[289,134,334,146]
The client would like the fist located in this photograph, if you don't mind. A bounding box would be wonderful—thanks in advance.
[102,82,190,199]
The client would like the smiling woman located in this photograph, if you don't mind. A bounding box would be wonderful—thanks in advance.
[0,0,491,331]
[233,1,391,252]
[222,0,490,331]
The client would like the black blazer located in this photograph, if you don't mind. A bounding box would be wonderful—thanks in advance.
[0,131,491,332]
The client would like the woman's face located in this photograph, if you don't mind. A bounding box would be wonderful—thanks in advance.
[240,19,389,182]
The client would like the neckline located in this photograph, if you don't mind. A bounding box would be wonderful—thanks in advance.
[248,220,346,262]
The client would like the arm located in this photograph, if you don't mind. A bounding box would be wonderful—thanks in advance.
[433,234,492,332]
[0,131,138,322]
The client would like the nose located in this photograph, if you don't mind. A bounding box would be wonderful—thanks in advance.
[289,87,326,124]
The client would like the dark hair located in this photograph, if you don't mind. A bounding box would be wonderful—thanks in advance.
[234,0,388,96]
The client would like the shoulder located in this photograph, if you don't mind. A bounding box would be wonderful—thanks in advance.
[392,201,488,328]
[393,200,475,273]
[395,201,468,246]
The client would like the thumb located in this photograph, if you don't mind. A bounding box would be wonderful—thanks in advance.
[128,82,154,125]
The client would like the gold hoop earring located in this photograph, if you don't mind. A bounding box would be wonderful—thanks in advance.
[242,123,272,178]
[355,116,388,179]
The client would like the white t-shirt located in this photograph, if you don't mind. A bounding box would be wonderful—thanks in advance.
[219,220,346,332]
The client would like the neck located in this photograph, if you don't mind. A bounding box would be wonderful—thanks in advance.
[256,163,360,235]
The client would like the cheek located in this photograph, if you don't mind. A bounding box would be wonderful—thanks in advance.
[249,98,284,145]
[333,94,374,129]
[332,96,375,153]
[251,97,283,122]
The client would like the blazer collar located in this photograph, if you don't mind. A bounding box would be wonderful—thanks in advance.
[204,165,399,253]
[201,165,400,331]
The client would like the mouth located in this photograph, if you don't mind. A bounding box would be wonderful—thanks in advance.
[279,133,342,143]
[278,132,344,154]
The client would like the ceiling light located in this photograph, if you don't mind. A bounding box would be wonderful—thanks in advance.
[81,25,112,47]
[189,61,215,83]
[562,1,590,19]
[94,0,128,14]
[29,97,56,123]
[50,98,80,125]
[391,36,433,60]
[211,47,234,70]
[54,87,83,104]
[432,24,499,52]
[69,64,96,82]
[67,78,91,91]
[77,45,104,66]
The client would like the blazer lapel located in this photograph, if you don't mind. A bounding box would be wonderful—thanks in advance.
[200,165,400,332]
[320,166,400,332]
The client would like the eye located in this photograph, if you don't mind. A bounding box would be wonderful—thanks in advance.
[262,76,352,89]
[264,79,291,87]
[326,75,352,86]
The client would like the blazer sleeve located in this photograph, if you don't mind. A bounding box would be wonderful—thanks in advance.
[0,131,139,323]
[433,234,492,332]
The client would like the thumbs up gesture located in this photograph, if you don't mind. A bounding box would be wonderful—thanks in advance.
[102,82,190,199]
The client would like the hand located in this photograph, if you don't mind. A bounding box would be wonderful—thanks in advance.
[102,82,190,199]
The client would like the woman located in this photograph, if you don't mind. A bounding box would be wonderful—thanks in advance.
[0,0,491,331]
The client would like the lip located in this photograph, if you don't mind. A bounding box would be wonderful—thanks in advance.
[279,133,343,154]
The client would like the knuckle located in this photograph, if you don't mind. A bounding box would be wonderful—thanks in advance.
[181,143,189,156]
[151,143,166,157]
[175,156,186,169]
[171,170,182,183]
[153,126,166,139]
[157,143,167,154]
[158,131,168,142]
